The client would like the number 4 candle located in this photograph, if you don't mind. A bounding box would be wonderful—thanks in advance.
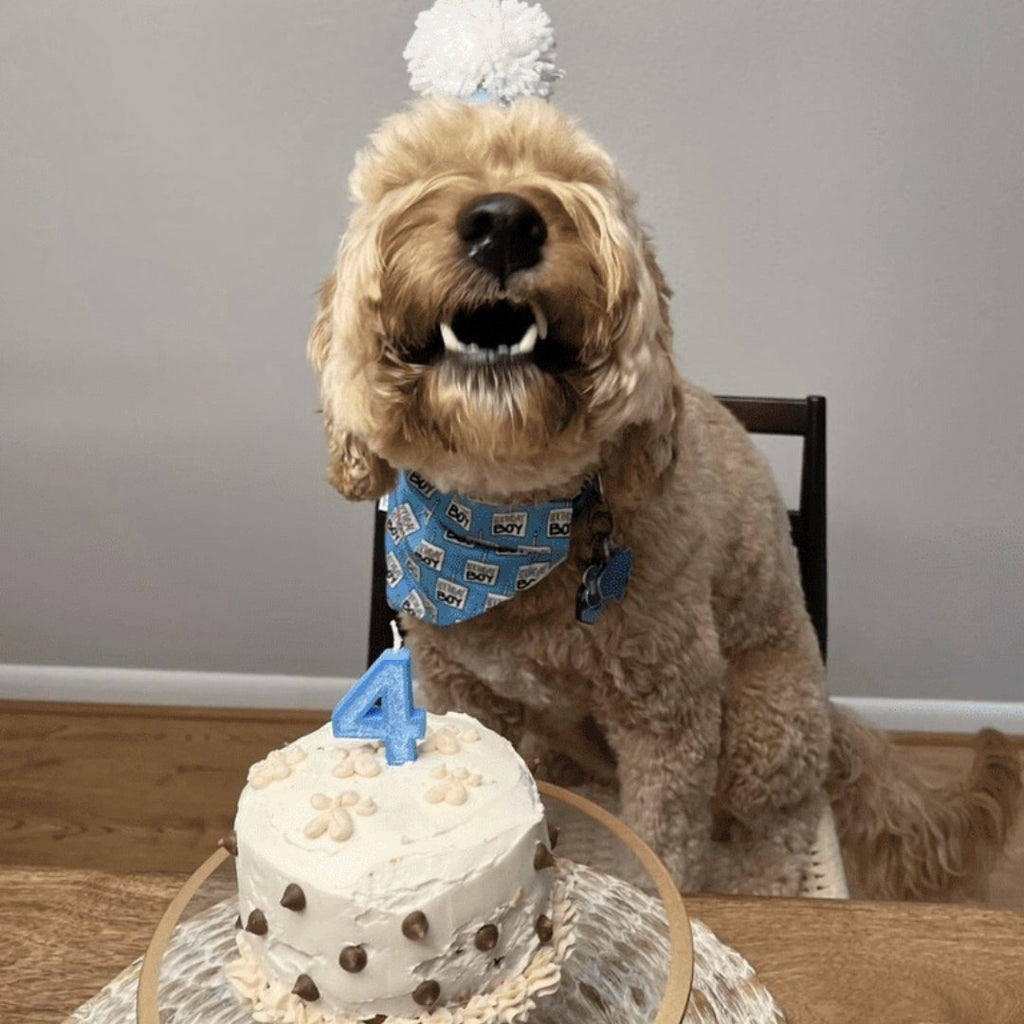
[332,625,426,765]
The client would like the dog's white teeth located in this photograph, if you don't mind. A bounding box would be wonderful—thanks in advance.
[512,323,539,356]
[440,322,462,352]
[531,305,548,340]
[441,313,539,363]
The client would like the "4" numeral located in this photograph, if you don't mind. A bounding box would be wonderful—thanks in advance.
[331,648,426,765]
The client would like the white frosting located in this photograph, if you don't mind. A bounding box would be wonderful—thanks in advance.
[227,875,576,1024]
[231,713,561,1021]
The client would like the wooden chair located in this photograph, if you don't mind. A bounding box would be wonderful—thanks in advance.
[367,394,827,665]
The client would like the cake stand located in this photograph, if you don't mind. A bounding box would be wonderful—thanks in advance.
[136,781,693,1024]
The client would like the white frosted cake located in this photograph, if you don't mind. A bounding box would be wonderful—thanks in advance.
[226,711,574,1024]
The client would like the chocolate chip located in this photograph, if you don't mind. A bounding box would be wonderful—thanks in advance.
[402,910,429,940]
[412,980,440,1007]
[474,924,499,952]
[280,883,306,912]
[361,1016,388,1024]
[547,824,560,850]
[234,915,242,930]
[218,832,238,856]
[339,944,368,973]
[245,909,268,935]
[535,914,553,943]
[292,974,320,1002]
[533,843,555,870]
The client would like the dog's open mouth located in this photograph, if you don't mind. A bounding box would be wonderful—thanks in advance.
[439,301,547,366]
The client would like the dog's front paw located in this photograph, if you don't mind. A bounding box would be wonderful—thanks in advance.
[719,733,827,825]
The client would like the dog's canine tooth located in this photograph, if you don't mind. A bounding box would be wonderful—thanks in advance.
[514,323,539,356]
[530,304,548,340]
[440,322,463,352]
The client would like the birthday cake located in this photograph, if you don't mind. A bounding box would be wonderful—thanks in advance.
[226,711,574,1024]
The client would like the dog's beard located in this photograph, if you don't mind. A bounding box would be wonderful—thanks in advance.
[371,297,589,496]
[422,355,577,451]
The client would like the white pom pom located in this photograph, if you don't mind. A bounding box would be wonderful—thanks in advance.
[403,0,563,104]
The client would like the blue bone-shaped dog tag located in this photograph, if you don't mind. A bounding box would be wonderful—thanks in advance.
[575,545,633,625]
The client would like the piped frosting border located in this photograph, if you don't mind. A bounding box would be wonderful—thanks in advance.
[226,871,577,1024]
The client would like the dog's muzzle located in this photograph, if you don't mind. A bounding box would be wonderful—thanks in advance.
[435,194,550,368]
[403,192,577,372]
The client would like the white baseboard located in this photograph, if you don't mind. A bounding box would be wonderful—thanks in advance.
[0,663,356,712]
[830,695,1024,736]
[2,663,1022,735]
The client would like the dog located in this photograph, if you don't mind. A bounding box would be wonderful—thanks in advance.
[309,95,1020,897]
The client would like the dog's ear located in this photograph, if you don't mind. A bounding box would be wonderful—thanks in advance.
[325,427,397,501]
[309,272,397,501]
[308,273,337,374]
[602,233,682,506]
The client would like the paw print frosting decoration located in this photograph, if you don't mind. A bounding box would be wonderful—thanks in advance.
[421,725,481,755]
[425,764,483,805]
[303,791,377,843]
[248,746,306,789]
[332,744,383,779]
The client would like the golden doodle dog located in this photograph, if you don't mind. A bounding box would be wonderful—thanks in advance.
[309,96,1020,897]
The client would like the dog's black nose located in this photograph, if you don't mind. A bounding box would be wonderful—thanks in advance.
[457,193,547,284]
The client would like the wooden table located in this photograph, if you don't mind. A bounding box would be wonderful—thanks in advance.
[4,864,1022,1024]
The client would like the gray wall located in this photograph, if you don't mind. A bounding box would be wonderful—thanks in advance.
[2,0,1022,700]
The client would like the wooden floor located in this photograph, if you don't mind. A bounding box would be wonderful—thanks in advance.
[1,699,1022,909]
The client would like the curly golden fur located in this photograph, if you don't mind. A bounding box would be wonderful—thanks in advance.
[310,96,1020,897]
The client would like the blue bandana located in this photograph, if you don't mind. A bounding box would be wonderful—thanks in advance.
[383,470,577,626]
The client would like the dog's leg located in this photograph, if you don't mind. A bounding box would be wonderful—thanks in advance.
[710,793,825,896]
[713,636,831,895]
[599,619,728,892]
[605,711,722,891]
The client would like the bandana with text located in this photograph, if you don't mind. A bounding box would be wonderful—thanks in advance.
[383,470,578,626]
